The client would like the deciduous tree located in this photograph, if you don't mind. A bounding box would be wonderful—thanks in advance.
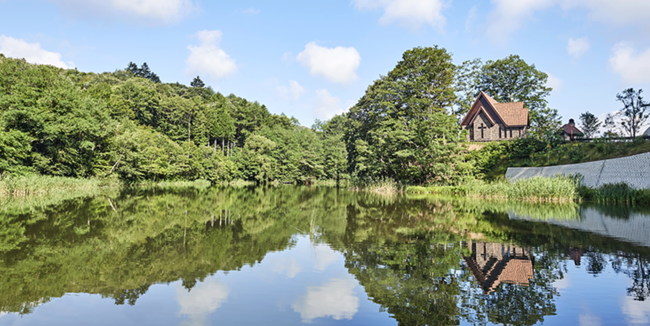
[616,88,650,138]
[578,111,601,138]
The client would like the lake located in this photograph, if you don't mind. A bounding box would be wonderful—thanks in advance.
[1,186,649,326]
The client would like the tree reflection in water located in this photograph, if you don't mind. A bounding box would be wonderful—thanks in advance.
[0,186,649,325]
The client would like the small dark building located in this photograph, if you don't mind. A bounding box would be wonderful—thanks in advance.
[560,119,584,141]
[460,92,530,142]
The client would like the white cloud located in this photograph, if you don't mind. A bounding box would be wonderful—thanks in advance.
[353,0,448,31]
[609,42,650,84]
[186,30,237,80]
[486,1,650,43]
[546,73,563,91]
[241,8,260,14]
[292,278,359,323]
[0,35,74,69]
[620,296,650,325]
[297,42,360,84]
[312,244,339,271]
[465,5,478,33]
[314,90,354,120]
[176,279,229,325]
[486,0,555,44]
[47,0,196,24]
[561,0,650,29]
[271,257,301,278]
[276,80,305,101]
[567,37,590,58]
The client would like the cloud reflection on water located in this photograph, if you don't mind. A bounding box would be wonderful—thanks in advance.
[292,278,359,323]
[176,279,229,325]
[271,256,301,278]
[312,244,339,271]
[620,296,650,325]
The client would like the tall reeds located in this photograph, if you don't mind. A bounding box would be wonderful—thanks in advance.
[0,175,105,198]
[350,177,398,194]
[467,176,579,202]
[579,182,650,205]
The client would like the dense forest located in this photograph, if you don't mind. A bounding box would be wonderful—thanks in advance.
[0,46,595,185]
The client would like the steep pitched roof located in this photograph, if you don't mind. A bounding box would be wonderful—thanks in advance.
[467,106,496,126]
[464,256,534,294]
[461,92,529,127]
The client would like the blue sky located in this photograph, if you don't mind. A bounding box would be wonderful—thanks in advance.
[1,0,650,129]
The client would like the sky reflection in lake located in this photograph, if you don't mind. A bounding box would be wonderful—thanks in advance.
[0,186,649,325]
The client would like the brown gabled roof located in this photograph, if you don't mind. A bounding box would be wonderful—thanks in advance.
[494,102,529,126]
[461,92,529,127]
[561,124,584,135]
[499,259,534,285]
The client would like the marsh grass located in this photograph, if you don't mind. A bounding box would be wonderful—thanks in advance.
[0,175,108,198]
[350,177,398,194]
[405,185,467,195]
[467,176,579,202]
[149,179,212,189]
[406,176,579,202]
[579,183,650,205]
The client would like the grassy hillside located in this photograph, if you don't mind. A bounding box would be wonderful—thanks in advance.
[469,137,650,180]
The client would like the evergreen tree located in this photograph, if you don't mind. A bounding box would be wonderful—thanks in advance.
[191,76,205,88]
[125,62,160,83]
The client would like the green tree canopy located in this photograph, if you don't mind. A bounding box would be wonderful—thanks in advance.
[347,46,470,184]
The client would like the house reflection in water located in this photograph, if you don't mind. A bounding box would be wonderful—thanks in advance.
[463,242,535,294]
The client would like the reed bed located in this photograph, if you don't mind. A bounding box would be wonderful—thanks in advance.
[149,179,212,188]
[350,178,398,194]
[406,176,579,202]
[578,183,650,205]
[0,175,105,198]
[467,176,579,202]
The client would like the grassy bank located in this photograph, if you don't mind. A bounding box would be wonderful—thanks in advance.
[471,137,650,180]
[406,176,578,202]
[406,175,650,205]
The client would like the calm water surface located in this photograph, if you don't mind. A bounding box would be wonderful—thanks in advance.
[1,186,649,325]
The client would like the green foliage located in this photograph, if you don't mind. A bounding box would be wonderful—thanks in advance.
[477,54,552,112]
[467,176,579,202]
[347,46,471,185]
[0,129,32,177]
[126,62,160,83]
[579,111,601,138]
[616,88,650,137]
[468,137,547,179]
[0,56,336,184]
[0,57,114,177]
[579,182,650,205]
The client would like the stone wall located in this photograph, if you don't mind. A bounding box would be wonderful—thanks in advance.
[505,151,650,189]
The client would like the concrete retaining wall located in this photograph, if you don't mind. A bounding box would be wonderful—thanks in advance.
[509,207,650,248]
[505,152,650,189]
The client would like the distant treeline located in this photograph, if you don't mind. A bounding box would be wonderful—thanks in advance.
[4,45,636,186]
[0,56,346,184]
